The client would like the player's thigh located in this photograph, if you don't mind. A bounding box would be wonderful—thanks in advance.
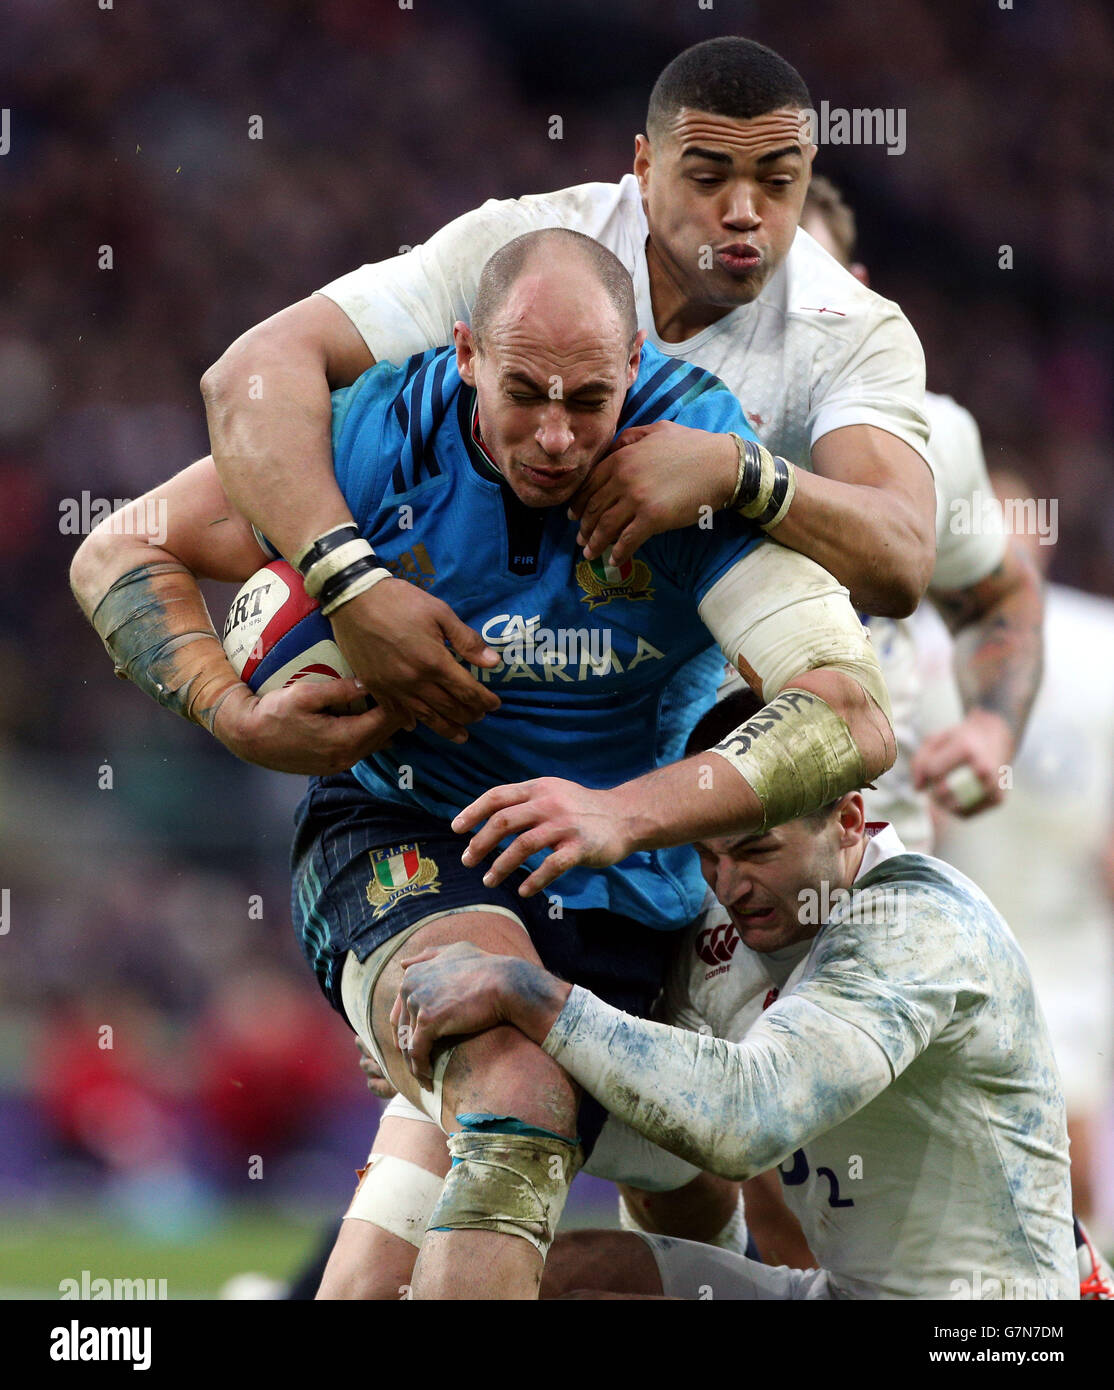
[369,910,580,1135]
[542,1231,665,1299]
[317,1107,451,1301]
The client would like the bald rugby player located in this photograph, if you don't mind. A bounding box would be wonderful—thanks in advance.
[72,230,896,1300]
[200,36,935,758]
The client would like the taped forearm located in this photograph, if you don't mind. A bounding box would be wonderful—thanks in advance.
[699,549,894,829]
[542,986,891,1182]
[90,561,242,731]
[711,687,864,832]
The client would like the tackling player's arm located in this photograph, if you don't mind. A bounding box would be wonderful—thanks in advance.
[571,294,935,617]
[201,293,374,558]
[913,538,1044,815]
[69,456,399,774]
[572,420,935,618]
[450,544,895,895]
[390,939,896,1181]
[394,876,958,1178]
[775,424,936,616]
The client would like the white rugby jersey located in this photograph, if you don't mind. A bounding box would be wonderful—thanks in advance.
[862,392,1006,848]
[320,183,996,848]
[545,825,1077,1300]
[318,174,930,473]
[934,583,1114,1109]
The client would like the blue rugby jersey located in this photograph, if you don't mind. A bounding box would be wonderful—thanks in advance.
[328,341,764,928]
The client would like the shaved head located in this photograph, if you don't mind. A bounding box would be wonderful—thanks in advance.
[647,37,811,144]
[470,228,638,352]
[453,229,644,511]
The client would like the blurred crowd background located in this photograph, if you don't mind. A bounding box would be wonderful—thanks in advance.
[2,0,1112,1290]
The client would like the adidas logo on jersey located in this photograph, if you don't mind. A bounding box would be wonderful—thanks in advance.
[387,543,437,590]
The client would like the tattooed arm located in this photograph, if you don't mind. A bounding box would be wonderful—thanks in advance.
[912,537,1044,815]
[69,456,400,773]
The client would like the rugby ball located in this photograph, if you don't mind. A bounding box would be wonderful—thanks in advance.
[222,560,354,694]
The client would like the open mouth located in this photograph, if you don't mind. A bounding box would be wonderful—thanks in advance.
[735,905,775,925]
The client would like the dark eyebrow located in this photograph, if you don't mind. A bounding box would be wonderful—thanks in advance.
[696,831,774,855]
[502,370,547,391]
[756,145,803,165]
[680,146,734,165]
[681,144,803,168]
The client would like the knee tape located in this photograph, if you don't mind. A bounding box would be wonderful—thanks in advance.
[428,1115,584,1258]
[345,1153,447,1248]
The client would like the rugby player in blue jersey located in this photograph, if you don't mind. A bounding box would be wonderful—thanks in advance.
[71,229,895,1299]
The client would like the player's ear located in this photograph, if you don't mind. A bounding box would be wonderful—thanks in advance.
[455,321,478,385]
[627,329,646,384]
[836,792,866,849]
[633,134,652,192]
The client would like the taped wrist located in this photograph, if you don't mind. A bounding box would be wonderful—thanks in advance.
[91,562,242,732]
[294,523,392,617]
[428,1114,584,1258]
[728,435,797,531]
[711,687,865,832]
[291,521,359,576]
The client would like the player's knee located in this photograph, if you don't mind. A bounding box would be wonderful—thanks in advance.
[448,1022,579,1136]
[429,1110,583,1263]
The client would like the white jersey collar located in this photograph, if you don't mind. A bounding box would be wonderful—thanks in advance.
[854,821,908,882]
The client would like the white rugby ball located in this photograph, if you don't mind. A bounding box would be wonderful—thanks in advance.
[222,560,353,694]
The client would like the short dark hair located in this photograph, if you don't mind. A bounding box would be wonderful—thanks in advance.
[647,37,812,142]
[470,228,638,350]
[685,685,839,828]
[803,175,858,265]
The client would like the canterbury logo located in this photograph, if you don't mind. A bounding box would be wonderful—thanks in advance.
[696,920,740,966]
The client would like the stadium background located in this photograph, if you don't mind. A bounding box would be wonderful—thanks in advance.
[2,0,1112,1297]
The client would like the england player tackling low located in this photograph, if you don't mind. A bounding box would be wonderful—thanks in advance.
[70,230,895,1300]
[394,687,1077,1301]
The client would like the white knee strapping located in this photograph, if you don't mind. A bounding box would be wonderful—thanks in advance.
[345,1153,446,1248]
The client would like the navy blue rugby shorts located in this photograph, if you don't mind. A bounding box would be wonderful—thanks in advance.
[290,771,678,1150]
